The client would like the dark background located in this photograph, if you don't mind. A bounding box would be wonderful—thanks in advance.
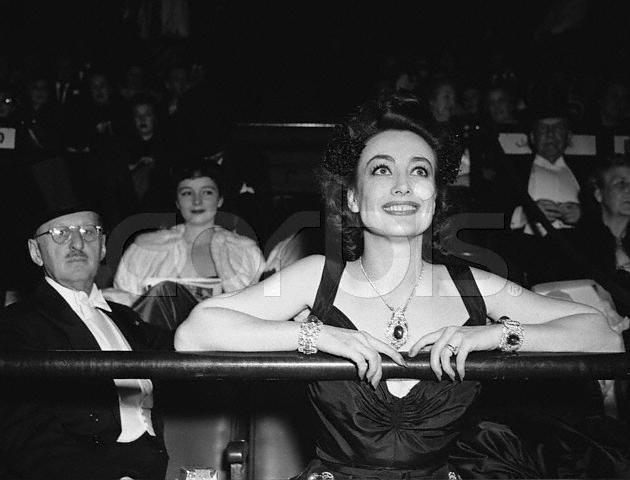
[2,0,629,121]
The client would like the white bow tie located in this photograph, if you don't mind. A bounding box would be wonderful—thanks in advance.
[75,290,111,314]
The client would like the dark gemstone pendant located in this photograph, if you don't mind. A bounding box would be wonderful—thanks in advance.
[387,309,408,349]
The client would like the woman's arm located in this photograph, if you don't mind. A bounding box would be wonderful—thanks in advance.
[174,255,406,386]
[475,269,622,353]
[409,268,623,381]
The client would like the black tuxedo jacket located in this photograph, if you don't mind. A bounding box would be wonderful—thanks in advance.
[0,281,173,480]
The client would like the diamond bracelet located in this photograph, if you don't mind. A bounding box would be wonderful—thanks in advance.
[297,314,323,355]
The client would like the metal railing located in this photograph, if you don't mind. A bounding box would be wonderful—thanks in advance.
[1,351,629,380]
[1,350,629,479]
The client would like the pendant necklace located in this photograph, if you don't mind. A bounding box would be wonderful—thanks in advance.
[359,258,424,349]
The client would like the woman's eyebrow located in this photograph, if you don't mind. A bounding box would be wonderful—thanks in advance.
[366,154,394,166]
[366,154,434,168]
[412,156,434,169]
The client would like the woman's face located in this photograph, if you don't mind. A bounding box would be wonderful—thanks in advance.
[176,176,223,225]
[348,130,437,238]
[596,166,630,218]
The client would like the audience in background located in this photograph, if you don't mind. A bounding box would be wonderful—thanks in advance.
[558,155,630,317]
[427,77,458,126]
[19,74,63,155]
[122,94,173,213]
[485,84,522,129]
[488,106,593,284]
[509,108,587,232]
[0,37,626,310]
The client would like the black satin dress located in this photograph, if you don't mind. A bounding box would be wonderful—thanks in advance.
[294,259,484,479]
[294,258,630,480]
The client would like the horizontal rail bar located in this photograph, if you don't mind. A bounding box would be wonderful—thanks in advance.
[0,351,629,380]
[237,122,337,128]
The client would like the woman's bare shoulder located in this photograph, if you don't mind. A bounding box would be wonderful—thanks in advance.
[429,263,510,298]
[276,254,326,281]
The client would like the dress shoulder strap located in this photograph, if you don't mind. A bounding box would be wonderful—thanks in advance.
[312,256,345,319]
[445,263,488,326]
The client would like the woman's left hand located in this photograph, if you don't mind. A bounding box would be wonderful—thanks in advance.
[408,324,502,381]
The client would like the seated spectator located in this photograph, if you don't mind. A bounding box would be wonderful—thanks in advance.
[65,71,129,149]
[119,63,149,102]
[427,76,458,126]
[52,53,83,109]
[490,105,592,284]
[110,161,265,326]
[123,94,173,212]
[0,203,171,480]
[586,79,630,155]
[509,105,591,233]
[559,155,630,315]
[18,74,63,155]
[596,79,629,131]
[161,63,190,119]
[484,84,522,129]
[458,81,482,123]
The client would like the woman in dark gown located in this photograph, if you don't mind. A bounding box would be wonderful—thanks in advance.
[175,92,624,479]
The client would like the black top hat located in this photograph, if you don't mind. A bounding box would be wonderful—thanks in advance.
[30,201,101,235]
[28,201,101,237]
[24,156,102,236]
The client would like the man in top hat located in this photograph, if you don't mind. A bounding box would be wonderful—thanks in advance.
[0,205,171,479]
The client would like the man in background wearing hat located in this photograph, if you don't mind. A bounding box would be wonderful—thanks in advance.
[0,206,171,480]
[490,107,595,285]
[509,109,588,235]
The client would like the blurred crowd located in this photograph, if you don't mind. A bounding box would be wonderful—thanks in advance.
[0,38,629,312]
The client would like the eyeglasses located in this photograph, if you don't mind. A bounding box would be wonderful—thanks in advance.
[34,224,104,244]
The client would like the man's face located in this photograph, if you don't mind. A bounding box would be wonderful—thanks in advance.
[531,117,570,162]
[133,103,156,139]
[28,211,105,292]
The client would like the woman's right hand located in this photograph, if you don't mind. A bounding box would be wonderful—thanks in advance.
[317,326,407,388]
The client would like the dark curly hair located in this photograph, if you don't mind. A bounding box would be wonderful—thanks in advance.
[318,91,463,261]
[171,159,226,199]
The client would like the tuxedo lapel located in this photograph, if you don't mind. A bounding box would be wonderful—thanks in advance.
[31,282,101,350]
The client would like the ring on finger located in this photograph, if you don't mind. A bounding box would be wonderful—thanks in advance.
[445,343,459,355]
